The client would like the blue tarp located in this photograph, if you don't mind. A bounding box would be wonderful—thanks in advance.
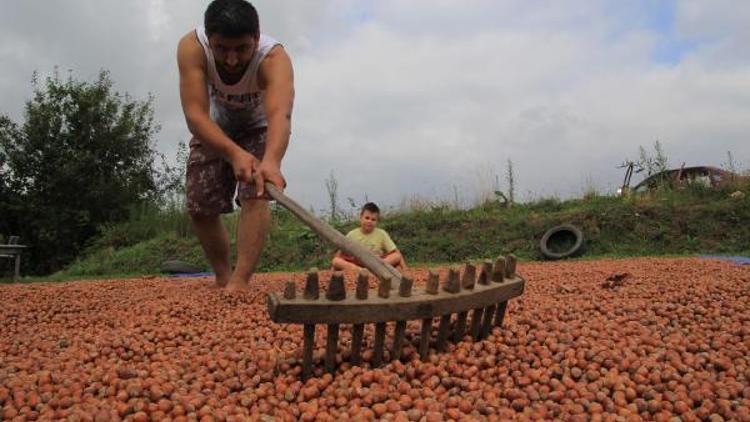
[168,272,215,278]
[700,255,750,265]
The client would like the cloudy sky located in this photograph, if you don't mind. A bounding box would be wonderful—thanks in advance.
[2,1,749,213]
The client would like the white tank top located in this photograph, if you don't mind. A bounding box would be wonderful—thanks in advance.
[195,26,280,136]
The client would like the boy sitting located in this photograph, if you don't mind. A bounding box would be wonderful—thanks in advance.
[332,202,407,272]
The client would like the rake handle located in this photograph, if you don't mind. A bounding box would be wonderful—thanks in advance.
[264,182,403,285]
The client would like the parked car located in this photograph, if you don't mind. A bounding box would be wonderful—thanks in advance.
[619,166,746,195]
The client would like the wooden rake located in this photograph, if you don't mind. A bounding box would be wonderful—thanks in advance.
[263,183,525,379]
[267,256,524,379]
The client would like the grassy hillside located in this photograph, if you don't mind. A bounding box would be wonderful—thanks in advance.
[46,184,750,279]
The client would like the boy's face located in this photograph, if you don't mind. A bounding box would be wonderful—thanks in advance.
[359,210,379,233]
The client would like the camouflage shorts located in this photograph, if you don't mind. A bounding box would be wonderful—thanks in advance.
[185,128,267,216]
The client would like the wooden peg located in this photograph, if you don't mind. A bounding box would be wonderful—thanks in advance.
[494,301,509,327]
[479,304,497,339]
[283,281,296,299]
[478,260,493,285]
[461,263,476,290]
[469,307,485,340]
[425,270,439,294]
[436,314,452,352]
[349,270,369,365]
[391,276,412,361]
[505,254,517,278]
[378,276,392,299]
[392,320,407,361]
[356,269,370,300]
[443,267,461,294]
[372,322,387,367]
[303,268,319,300]
[398,276,413,297]
[325,323,339,373]
[453,311,468,343]
[302,324,315,380]
[492,257,506,283]
[419,318,432,360]
[326,272,346,301]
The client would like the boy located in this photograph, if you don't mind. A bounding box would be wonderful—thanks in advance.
[332,203,407,272]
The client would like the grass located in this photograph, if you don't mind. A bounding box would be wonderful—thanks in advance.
[4,181,748,283]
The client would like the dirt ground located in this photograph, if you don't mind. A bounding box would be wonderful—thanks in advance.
[1,257,749,421]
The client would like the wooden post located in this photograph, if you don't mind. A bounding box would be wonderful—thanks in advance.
[325,272,346,373]
[302,269,319,380]
[372,276,390,367]
[391,277,412,361]
[350,270,369,365]
[420,271,439,360]
[14,254,21,283]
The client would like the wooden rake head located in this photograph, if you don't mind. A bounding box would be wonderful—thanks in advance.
[267,254,525,379]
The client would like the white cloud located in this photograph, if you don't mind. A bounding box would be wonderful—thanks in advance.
[1,0,748,212]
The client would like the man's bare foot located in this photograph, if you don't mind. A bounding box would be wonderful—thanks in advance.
[208,276,229,289]
[225,279,251,292]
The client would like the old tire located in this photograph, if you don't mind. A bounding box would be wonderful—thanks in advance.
[160,260,205,274]
[540,224,585,260]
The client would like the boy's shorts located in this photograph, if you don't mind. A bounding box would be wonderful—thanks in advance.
[340,250,397,267]
[185,127,267,217]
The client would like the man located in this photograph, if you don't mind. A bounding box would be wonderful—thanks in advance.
[332,203,407,272]
[177,0,294,291]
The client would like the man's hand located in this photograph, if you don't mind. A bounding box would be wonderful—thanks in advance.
[255,160,286,197]
[229,149,261,185]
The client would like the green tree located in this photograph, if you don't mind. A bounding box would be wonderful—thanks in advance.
[0,69,162,274]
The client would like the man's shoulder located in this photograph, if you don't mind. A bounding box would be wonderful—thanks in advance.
[177,30,205,67]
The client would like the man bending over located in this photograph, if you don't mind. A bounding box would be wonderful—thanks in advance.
[332,203,407,272]
[177,0,294,291]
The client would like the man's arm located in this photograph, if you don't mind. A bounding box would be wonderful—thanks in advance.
[256,45,295,196]
[177,32,259,184]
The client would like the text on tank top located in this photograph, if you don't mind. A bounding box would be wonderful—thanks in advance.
[195,26,280,139]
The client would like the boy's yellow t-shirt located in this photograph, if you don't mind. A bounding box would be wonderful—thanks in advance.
[346,228,397,255]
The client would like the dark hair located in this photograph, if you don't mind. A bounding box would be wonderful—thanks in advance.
[204,0,259,38]
[361,202,380,215]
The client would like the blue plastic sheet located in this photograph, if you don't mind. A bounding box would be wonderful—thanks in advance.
[700,255,750,265]
[168,272,215,278]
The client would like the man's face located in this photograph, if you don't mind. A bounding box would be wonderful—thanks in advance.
[208,34,258,76]
[359,210,379,233]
